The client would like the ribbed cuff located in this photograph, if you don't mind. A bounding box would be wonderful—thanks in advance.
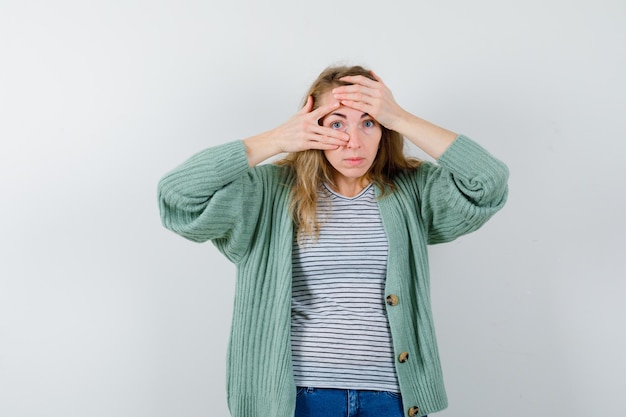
[437,134,509,188]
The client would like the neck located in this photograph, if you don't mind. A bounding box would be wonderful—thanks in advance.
[328,177,371,198]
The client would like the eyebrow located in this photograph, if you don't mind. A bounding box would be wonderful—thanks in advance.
[325,112,371,119]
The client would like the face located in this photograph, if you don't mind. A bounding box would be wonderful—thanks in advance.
[318,91,382,191]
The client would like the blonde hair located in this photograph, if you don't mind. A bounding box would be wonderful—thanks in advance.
[277,65,421,243]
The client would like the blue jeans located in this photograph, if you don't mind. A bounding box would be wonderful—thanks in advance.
[295,387,424,417]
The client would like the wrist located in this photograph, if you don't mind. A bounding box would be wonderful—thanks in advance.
[243,132,283,167]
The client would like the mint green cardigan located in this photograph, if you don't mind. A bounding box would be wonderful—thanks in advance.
[158,135,508,417]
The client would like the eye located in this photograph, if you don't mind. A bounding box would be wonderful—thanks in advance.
[363,120,376,128]
[330,121,344,129]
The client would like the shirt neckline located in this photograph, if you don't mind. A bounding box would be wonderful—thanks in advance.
[322,183,374,200]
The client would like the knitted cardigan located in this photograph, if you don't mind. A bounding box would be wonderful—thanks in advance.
[157,135,509,417]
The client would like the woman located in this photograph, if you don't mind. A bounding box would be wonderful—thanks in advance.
[158,65,508,417]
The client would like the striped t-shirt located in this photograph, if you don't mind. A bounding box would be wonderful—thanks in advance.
[291,183,400,392]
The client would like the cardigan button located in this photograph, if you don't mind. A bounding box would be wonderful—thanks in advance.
[408,406,420,417]
[386,294,399,306]
[398,352,409,363]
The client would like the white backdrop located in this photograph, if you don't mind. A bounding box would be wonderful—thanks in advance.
[1,1,625,416]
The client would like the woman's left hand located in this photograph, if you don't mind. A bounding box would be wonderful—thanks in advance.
[331,71,406,131]
[333,71,458,159]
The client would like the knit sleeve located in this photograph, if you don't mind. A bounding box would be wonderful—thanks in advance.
[417,134,509,244]
[157,140,267,263]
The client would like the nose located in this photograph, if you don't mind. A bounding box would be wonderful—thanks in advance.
[346,125,362,149]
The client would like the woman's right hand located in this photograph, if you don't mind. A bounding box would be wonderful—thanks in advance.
[243,96,349,166]
[272,96,350,153]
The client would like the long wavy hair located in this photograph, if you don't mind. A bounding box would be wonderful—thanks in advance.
[277,65,421,243]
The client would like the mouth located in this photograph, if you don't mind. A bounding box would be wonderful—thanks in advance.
[344,157,366,166]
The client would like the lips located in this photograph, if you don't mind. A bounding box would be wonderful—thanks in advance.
[344,157,366,166]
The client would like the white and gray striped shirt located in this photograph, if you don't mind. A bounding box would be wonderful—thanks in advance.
[291,183,400,392]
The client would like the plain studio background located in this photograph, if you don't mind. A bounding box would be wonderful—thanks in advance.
[1,0,624,416]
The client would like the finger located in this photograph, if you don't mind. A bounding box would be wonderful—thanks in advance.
[333,87,382,106]
[306,136,343,151]
[299,95,314,114]
[307,142,341,151]
[333,91,376,106]
[310,99,341,120]
[369,70,386,85]
[336,99,371,115]
[337,74,379,88]
[311,125,349,142]
[332,88,375,105]
[332,83,376,96]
